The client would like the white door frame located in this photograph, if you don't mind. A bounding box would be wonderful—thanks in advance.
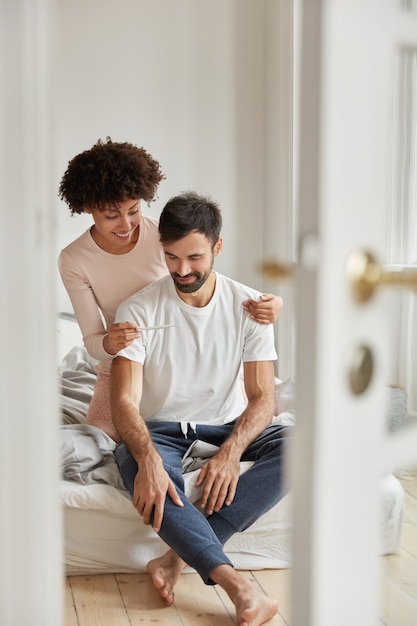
[0,1,62,624]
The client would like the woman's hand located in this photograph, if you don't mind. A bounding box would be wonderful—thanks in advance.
[104,321,141,355]
[242,293,283,324]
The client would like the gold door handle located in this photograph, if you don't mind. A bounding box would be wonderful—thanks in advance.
[260,260,293,280]
[347,249,417,303]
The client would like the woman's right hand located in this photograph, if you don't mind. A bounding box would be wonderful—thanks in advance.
[104,322,141,355]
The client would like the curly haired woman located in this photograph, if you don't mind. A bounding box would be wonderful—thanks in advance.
[58,137,283,441]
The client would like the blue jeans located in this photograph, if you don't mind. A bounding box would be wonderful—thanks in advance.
[115,420,290,584]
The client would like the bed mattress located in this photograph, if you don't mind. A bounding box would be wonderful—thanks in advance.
[63,471,403,575]
[63,462,293,575]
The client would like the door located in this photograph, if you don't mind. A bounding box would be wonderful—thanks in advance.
[291,1,417,625]
[0,1,62,625]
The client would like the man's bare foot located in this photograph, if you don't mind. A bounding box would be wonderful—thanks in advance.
[234,582,279,626]
[146,550,186,606]
[211,565,279,626]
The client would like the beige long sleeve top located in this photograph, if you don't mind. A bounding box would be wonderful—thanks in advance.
[58,215,168,363]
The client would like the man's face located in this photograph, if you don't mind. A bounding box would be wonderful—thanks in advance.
[163,231,222,294]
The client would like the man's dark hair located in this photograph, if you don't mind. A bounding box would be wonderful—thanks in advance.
[159,191,222,247]
[59,137,165,214]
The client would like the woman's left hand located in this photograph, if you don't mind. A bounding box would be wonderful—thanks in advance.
[242,293,283,324]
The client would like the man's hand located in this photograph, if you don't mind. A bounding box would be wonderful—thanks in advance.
[132,454,183,532]
[195,453,240,515]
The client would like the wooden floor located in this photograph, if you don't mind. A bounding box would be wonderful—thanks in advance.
[381,468,417,626]
[65,469,417,626]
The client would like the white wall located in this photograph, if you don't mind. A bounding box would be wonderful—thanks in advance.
[54,0,266,309]
[53,0,295,379]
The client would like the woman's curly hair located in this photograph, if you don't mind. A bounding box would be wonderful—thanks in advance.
[59,137,165,214]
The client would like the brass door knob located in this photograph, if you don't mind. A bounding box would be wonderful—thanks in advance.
[347,249,417,303]
[260,260,293,280]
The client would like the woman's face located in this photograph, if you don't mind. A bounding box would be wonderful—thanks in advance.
[86,198,142,253]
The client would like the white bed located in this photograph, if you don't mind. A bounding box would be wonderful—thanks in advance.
[58,315,404,576]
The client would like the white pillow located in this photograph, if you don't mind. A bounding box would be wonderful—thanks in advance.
[274,377,296,415]
[56,313,83,365]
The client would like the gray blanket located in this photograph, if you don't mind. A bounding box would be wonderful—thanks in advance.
[61,423,126,490]
[61,422,221,491]
[59,346,96,425]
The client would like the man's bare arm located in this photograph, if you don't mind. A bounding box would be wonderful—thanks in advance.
[195,360,275,514]
[221,359,276,457]
[111,356,183,531]
[111,356,149,450]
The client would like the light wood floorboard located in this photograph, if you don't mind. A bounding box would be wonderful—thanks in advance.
[380,469,417,626]
[65,470,417,626]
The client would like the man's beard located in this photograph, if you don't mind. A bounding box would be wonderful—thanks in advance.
[171,269,212,293]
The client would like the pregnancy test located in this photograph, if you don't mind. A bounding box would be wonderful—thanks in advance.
[138,324,179,331]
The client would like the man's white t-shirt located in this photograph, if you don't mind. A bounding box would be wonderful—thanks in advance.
[115,272,277,426]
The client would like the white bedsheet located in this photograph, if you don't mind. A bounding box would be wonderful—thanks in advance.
[61,421,294,574]
[63,470,294,575]
[62,469,404,575]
